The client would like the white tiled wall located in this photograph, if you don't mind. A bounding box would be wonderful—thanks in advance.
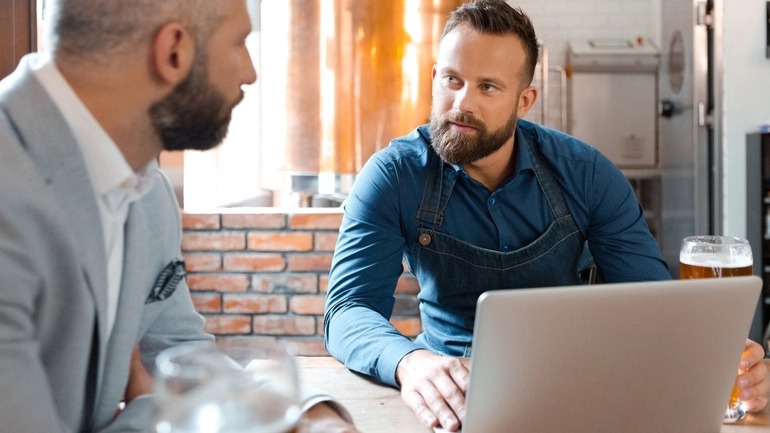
[510,0,660,131]
[722,0,770,238]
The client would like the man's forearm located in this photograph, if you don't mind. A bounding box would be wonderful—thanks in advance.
[325,305,419,386]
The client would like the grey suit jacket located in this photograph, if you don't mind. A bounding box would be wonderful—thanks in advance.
[0,55,212,432]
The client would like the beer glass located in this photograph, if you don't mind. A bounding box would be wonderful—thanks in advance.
[679,235,753,423]
[153,339,301,433]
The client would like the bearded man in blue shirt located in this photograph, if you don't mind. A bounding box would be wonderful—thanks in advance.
[324,1,769,431]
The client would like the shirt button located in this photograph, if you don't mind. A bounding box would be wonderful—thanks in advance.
[502,245,510,252]
[488,197,496,205]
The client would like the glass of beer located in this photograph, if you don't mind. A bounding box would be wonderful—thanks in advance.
[679,235,753,423]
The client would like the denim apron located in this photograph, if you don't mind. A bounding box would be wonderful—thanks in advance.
[406,140,584,357]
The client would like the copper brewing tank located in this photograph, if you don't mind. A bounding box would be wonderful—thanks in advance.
[260,0,464,204]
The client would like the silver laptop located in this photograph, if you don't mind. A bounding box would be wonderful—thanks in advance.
[443,276,762,433]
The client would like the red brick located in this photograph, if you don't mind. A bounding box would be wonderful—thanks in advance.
[289,212,343,230]
[215,335,279,351]
[191,293,222,313]
[247,232,313,252]
[319,274,329,293]
[252,274,318,294]
[224,253,286,272]
[182,213,221,230]
[222,213,286,229]
[313,232,338,251]
[223,294,288,314]
[395,275,420,295]
[391,317,422,337]
[182,232,245,251]
[186,274,250,292]
[183,253,222,272]
[203,315,252,334]
[252,315,316,335]
[289,295,326,315]
[287,253,333,272]
[316,320,324,336]
[393,295,419,316]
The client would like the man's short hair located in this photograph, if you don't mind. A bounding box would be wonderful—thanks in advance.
[44,0,226,60]
[441,0,540,85]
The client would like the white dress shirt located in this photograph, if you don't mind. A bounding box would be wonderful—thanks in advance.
[30,53,158,339]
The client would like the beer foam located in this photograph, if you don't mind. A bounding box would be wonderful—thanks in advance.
[680,252,753,268]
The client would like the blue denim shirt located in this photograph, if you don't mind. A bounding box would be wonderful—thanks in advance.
[324,119,671,387]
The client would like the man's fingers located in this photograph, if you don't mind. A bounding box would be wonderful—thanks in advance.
[397,352,468,431]
[742,394,767,413]
[737,369,769,412]
[736,340,769,413]
[433,373,467,423]
[422,383,461,431]
[401,372,465,430]
[402,388,439,428]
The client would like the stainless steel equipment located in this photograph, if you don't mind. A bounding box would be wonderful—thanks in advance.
[566,39,663,242]
[568,39,659,169]
[526,46,568,132]
[658,0,721,274]
[658,1,764,341]
[259,0,464,206]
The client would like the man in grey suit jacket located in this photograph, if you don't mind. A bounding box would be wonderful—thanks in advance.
[0,0,358,432]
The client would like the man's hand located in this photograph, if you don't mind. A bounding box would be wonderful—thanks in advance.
[736,339,768,413]
[293,402,359,433]
[124,346,153,403]
[396,349,469,432]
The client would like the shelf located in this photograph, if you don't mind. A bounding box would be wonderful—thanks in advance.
[747,132,770,339]
[620,168,661,179]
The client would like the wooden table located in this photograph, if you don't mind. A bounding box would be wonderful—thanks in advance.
[297,357,770,432]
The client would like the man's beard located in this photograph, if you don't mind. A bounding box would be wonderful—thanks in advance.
[150,57,243,152]
[429,110,518,165]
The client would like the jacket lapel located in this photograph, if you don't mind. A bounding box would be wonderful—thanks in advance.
[1,60,110,358]
[91,201,150,423]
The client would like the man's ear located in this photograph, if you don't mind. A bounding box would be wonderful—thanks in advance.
[516,85,538,118]
[152,22,195,86]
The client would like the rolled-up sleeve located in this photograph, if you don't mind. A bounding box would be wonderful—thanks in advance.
[324,154,421,387]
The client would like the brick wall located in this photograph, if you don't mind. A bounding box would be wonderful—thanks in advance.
[181,208,421,355]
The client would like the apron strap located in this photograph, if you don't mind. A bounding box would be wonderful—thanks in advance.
[523,138,571,220]
[416,153,457,244]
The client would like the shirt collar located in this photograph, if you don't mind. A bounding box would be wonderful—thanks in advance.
[512,123,534,176]
[103,160,159,214]
[30,53,158,210]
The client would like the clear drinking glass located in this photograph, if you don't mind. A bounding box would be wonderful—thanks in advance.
[153,339,301,433]
[679,235,753,423]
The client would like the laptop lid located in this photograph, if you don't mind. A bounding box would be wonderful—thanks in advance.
[457,276,762,433]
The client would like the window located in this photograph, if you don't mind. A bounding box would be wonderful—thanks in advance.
[166,29,264,210]
[163,0,264,210]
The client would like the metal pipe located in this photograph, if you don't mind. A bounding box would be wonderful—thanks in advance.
[260,0,464,201]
